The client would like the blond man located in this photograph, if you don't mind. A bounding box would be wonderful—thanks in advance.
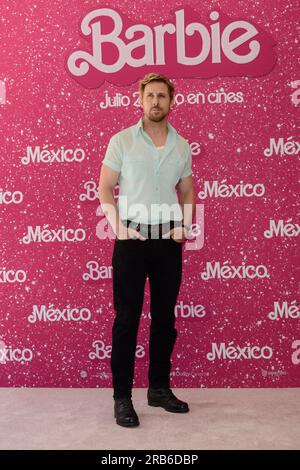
[99,73,195,427]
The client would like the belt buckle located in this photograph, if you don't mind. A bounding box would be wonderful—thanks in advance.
[150,224,160,239]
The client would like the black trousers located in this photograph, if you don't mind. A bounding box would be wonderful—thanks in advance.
[110,220,183,399]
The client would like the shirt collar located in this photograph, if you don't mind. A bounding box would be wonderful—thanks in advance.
[135,116,176,138]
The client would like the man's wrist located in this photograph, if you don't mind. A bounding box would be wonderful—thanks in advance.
[116,221,128,239]
[182,223,194,239]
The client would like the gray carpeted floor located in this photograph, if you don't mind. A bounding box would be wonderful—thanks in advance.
[0,388,299,450]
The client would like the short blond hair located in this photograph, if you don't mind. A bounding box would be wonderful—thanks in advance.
[138,73,175,101]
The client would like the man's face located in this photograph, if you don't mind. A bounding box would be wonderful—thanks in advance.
[140,81,174,123]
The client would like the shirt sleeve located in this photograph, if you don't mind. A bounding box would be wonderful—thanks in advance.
[181,143,192,178]
[102,135,122,172]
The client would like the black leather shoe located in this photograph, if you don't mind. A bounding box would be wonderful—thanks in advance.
[147,387,189,413]
[114,398,140,427]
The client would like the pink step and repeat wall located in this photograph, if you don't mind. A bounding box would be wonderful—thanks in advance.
[0,0,299,388]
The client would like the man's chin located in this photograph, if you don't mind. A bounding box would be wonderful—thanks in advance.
[148,113,167,123]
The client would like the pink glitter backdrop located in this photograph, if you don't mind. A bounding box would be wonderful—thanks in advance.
[0,0,299,388]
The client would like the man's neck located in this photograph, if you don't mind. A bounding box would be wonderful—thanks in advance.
[142,116,168,137]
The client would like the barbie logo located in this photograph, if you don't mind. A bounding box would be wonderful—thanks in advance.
[66,6,277,88]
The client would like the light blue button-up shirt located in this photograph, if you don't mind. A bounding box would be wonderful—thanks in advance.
[102,116,192,224]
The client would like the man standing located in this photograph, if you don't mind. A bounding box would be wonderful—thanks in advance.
[98,73,195,427]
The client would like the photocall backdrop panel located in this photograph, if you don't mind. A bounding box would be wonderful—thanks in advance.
[0,0,299,387]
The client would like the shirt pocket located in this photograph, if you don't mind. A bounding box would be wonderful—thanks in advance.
[162,157,183,186]
[121,155,148,181]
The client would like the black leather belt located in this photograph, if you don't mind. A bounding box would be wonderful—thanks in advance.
[123,219,183,239]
